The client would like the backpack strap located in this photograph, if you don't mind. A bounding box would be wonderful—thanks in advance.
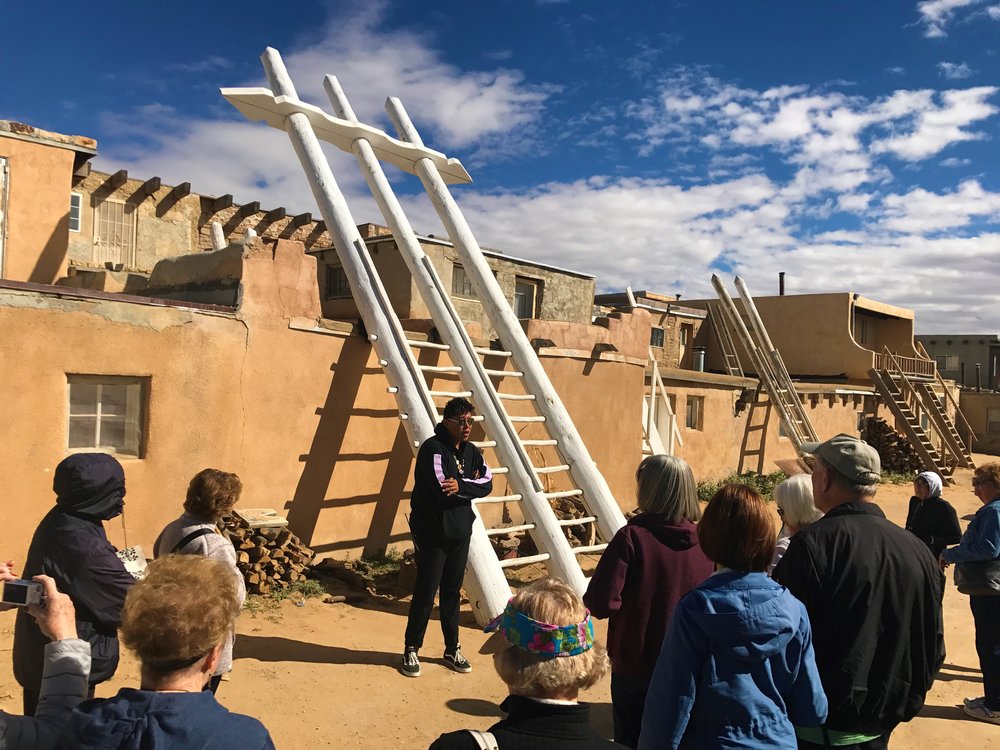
[464,730,499,750]
[171,527,215,554]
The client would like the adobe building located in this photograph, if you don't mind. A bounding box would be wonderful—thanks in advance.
[916,333,1000,391]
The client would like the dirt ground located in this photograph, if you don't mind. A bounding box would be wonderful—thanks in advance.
[2,461,999,748]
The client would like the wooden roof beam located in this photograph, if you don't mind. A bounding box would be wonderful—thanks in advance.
[107,169,128,190]
[264,206,286,222]
[235,201,260,220]
[135,176,161,201]
[209,194,234,214]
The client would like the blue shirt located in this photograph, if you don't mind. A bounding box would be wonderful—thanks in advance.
[942,498,1000,563]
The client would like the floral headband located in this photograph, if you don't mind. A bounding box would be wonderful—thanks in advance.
[488,599,595,659]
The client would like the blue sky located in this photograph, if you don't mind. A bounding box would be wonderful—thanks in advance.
[3,0,999,331]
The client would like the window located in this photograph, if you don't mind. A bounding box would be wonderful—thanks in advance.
[325,265,351,299]
[650,327,665,348]
[451,263,475,297]
[989,408,1000,435]
[680,323,693,347]
[69,193,82,232]
[857,411,867,433]
[513,278,541,319]
[685,396,704,430]
[93,200,136,266]
[935,355,960,371]
[854,316,870,345]
[68,376,145,457]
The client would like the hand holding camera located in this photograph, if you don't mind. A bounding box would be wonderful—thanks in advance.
[2,566,77,641]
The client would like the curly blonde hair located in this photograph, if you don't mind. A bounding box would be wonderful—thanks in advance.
[183,469,242,520]
[975,462,1000,489]
[121,555,240,672]
[493,578,609,698]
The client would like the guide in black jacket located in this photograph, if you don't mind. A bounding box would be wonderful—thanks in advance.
[402,398,492,678]
[13,453,136,715]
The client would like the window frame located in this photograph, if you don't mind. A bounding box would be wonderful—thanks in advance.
[680,323,693,348]
[935,355,960,371]
[92,198,137,267]
[325,265,352,299]
[685,395,704,431]
[988,407,1000,435]
[67,375,147,458]
[69,192,82,233]
[513,277,541,319]
[451,263,476,298]
[650,326,666,348]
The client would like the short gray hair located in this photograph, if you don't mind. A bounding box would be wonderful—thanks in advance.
[817,456,878,498]
[636,455,701,523]
[774,474,823,528]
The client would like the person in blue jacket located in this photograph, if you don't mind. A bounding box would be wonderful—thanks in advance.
[638,484,827,750]
[941,462,1000,725]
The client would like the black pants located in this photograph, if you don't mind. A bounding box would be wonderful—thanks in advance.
[23,683,95,717]
[971,594,1000,710]
[798,735,888,749]
[610,672,649,749]
[404,531,470,652]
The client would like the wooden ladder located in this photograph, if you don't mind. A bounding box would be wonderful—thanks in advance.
[707,302,744,377]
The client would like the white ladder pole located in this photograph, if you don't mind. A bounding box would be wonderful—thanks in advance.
[259,49,435,448]
[733,277,819,443]
[322,77,584,597]
[385,96,626,542]
[210,222,226,251]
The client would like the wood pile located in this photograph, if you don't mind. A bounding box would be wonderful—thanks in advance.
[221,517,316,595]
[487,496,596,560]
[864,417,923,473]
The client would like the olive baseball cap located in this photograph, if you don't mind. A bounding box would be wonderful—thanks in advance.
[801,433,881,485]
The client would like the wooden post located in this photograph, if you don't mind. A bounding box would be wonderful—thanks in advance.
[323,74,582,599]
[384,96,626,544]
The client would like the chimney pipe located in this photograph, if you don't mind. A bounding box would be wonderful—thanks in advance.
[779,271,785,296]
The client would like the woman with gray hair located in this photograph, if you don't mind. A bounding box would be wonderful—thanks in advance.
[768,474,824,574]
[582,455,713,748]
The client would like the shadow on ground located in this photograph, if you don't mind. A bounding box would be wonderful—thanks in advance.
[234,634,398,670]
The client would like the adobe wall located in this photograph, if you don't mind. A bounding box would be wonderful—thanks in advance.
[0,134,78,283]
[958,391,1000,456]
[0,239,646,566]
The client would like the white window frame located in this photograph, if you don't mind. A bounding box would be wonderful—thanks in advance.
[935,355,960,371]
[513,277,541,319]
[69,192,83,233]
[680,323,692,347]
[92,199,137,266]
[67,375,145,457]
[451,263,476,298]
[650,327,666,348]
[685,395,704,431]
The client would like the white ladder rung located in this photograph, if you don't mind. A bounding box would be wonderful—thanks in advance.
[557,516,596,527]
[491,466,509,475]
[522,439,558,447]
[407,339,450,351]
[497,393,536,401]
[572,543,608,555]
[437,414,485,423]
[475,347,513,357]
[419,365,463,373]
[498,553,550,569]
[544,489,583,500]
[473,440,497,449]
[475,494,522,504]
[485,523,535,536]
[509,416,546,423]
[484,369,524,378]
[428,390,473,398]
[534,464,570,474]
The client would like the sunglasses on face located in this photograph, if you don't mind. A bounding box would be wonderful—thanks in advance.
[776,507,785,517]
[447,417,475,427]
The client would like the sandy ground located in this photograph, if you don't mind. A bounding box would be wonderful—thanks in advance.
[2,462,999,748]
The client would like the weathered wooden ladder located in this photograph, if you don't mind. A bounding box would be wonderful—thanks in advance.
[222,49,625,625]
[868,347,974,483]
[711,275,819,456]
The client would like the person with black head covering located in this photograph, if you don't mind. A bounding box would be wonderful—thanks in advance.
[13,453,136,716]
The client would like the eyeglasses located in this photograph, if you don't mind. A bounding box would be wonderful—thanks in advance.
[446,417,475,427]
[776,507,785,517]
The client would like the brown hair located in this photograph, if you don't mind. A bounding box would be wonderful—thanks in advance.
[184,469,242,520]
[697,484,777,572]
[121,555,240,672]
[493,578,609,698]
[975,463,1000,488]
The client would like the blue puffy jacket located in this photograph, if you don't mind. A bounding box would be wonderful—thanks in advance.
[638,571,827,750]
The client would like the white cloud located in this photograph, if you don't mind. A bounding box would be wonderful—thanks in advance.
[940,156,972,166]
[880,180,1000,233]
[937,61,976,79]
[886,66,907,76]
[916,0,981,37]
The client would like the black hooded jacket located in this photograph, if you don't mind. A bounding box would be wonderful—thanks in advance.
[13,454,136,691]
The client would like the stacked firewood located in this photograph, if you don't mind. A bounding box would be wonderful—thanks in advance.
[487,496,596,560]
[864,417,923,474]
[221,517,316,595]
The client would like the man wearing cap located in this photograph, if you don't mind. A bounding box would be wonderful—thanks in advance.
[772,434,944,750]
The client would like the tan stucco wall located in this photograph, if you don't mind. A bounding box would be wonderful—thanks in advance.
[958,391,1000,456]
[0,239,646,566]
[0,135,76,283]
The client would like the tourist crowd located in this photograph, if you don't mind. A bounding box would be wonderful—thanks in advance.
[0,421,998,749]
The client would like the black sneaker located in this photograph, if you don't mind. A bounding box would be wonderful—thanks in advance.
[443,647,472,674]
[400,648,421,678]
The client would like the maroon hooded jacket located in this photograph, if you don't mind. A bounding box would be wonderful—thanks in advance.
[583,513,713,680]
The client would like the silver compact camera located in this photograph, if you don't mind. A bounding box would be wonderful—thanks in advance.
[2,579,45,607]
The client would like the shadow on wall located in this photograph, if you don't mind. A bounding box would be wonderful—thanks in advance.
[29,213,70,283]
[284,336,415,558]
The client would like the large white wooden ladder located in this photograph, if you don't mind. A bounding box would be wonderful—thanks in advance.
[222,49,625,625]
[711,275,818,456]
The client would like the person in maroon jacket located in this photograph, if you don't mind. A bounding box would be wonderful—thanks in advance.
[583,455,713,748]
